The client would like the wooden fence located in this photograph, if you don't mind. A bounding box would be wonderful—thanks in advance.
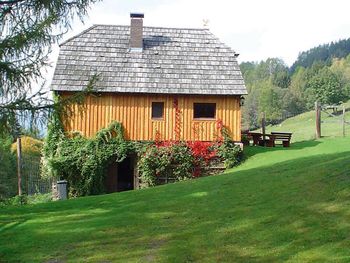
[315,101,349,139]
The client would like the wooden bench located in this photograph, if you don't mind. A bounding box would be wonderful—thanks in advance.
[271,132,292,147]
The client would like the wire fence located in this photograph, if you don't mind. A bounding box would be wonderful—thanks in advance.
[318,103,350,138]
[243,109,306,131]
[21,156,52,195]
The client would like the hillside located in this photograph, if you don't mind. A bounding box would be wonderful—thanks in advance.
[1,136,350,262]
[258,101,350,142]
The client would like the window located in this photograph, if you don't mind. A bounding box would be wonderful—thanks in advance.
[152,102,164,119]
[193,103,216,119]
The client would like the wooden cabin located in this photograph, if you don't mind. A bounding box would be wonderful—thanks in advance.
[51,13,247,192]
[51,13,247,142]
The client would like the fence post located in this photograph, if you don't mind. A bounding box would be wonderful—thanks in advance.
[261,112,266,146]
[17,137,23,196]
[315,101,321,139]
[342,104,346,137]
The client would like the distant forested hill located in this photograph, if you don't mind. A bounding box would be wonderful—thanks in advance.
[291,38,350,72]
[240,38,350,130]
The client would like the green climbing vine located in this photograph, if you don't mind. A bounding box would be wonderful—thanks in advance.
[42,118,131,197]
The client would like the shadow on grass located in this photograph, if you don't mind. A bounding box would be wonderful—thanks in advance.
[1,151,350,262]
[244,139,322,159]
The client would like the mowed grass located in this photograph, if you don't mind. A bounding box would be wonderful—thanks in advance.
[1,137,350,262]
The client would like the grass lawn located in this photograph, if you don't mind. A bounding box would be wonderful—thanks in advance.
[1,136,350,262]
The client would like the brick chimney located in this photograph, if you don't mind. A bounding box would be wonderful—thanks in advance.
[130,13,144,51]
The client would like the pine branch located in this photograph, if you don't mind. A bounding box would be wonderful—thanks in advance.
[0,0,101,135]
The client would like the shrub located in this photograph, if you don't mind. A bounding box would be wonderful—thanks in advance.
[216,128,243,168]
[216,140,243,168]
[27,193,52,204]
[138,135,243,188]
[0,193,52,207]
[0,195,28,207]
[138,141,195,188]
[171,142,196,180]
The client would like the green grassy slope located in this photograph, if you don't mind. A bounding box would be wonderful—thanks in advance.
[1,137,350,262]
[259,101,350,142]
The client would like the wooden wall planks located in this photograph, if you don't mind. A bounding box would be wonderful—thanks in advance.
[60,92,242,141]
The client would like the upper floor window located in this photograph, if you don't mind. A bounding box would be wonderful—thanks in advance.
[193,103,216,119]
[152,102,164,119]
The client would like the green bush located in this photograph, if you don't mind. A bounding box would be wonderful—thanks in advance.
[138,142,195,188]
[0,195,27,207]
[43,120,131,196]
[171,142,196,180]
[217,140,243,168]
[0,193,52,207]
[216,128,243,168]
[27,193,52,204]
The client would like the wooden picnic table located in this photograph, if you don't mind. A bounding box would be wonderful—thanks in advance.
[258,134,275,147]
[246,132,262,146]
[244,131,292,147]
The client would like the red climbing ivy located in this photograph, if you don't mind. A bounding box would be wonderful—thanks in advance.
[138,129,242,188]
[187,141,217,164]
[173,98,182,141]
[138,107,243,188]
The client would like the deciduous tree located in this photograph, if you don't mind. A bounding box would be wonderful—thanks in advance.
[306,67,346,106]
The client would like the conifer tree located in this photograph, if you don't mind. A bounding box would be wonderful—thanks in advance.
[0,0,100,135]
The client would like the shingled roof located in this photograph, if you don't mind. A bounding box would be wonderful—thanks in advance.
[51,24,247,95]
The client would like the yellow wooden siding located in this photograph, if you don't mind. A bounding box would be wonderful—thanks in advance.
[61,92,242,141]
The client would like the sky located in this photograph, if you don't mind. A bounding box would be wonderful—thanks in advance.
[54,0,350,67]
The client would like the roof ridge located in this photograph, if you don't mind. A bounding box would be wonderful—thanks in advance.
[59,25,99,47]
[92,24,209,31]
[59,24,210,46]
